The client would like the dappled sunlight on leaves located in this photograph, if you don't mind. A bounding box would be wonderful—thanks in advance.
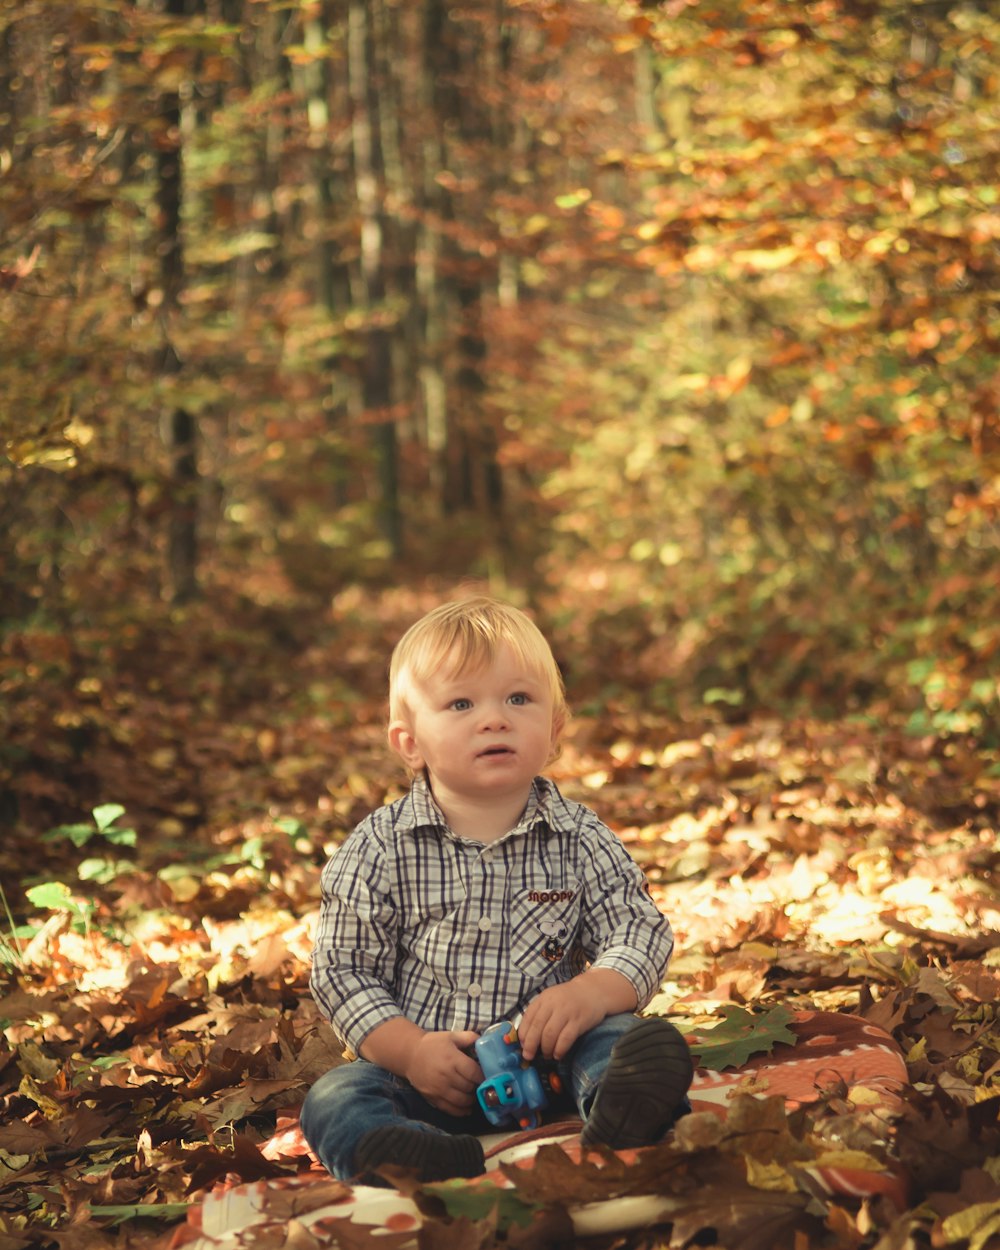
[1,588,998,1248]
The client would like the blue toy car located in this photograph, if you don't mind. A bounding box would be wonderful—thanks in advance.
[474,1020,557,1130]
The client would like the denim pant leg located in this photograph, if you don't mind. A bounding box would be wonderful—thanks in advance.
[560,1011,637,1119]
[560,1012,692,1128]
[300,1060,488,1181]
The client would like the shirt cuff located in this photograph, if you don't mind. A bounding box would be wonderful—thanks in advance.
[589,951,664,1010]
[332,992,406,1057]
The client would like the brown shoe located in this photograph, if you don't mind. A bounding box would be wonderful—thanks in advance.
[580,1017,693,1150]
[354,1124,485,1183]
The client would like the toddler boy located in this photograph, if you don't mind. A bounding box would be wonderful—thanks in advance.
[303,596,692,1182]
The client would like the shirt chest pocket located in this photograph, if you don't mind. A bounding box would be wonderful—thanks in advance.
[509,888,581,977]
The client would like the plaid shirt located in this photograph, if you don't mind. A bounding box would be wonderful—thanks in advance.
[310,775,674,1055]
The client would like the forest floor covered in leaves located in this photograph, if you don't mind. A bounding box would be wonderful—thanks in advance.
[1,585,999,1250]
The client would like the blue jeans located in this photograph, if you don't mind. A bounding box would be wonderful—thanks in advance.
[301,1012,643,1181]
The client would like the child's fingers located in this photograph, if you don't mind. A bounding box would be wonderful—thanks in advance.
[517,1009,548,1061]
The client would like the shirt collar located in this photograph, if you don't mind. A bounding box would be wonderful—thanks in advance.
[400,773,568,839]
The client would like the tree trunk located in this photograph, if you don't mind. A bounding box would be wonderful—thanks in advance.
[348,0,401,557]
[156,0,198,602]
[423,0,504,523]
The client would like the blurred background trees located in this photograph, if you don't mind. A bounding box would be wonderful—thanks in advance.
[2,0,998,745]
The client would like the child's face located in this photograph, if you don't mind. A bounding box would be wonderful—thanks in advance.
[390,643,562,807]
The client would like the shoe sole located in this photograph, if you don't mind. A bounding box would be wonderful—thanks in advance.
[581,1017,694,1150]
[355,1124,485,1182]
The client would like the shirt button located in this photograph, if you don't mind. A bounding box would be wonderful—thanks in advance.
[478,916,492,932]
[468,983,482,998]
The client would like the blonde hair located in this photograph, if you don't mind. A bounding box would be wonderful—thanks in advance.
[388,596,568,730]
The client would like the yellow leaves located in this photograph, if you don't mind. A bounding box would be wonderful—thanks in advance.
[64,417,95,448]
[937,1203,1000,1250]
[161,871,201,903]
[612,27,648,54]
[848,847,894,898]
[745,1157,799,1192]
[16,1040,61,1083]
[284,43,335,66]
[969,211,1000,243]
[580,769,611,790]
[727,355,753,385]
[554,188,591,210]
[685,243,721,272]
[863,230,898,256]
[627,538,684,566]
[847,1085,889,1107]
[344,771,372,799]
[612,31,645,55]
[6,440,77,470]
[4,397,96,472]
[520,214,551,236]
[658,542,684,566]
[0,1150,31,1181]
[149,747,179,771]
[18,1073,63,1120]
[675,372,711,391]
[810,1148,892,1174]
[683,239,813,275]
[731,244,802,271]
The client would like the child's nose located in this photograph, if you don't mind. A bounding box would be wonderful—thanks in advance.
[481,702,510,729]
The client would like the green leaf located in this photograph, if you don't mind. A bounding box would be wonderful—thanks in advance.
[240,836,266,870]
[43,823,95,848]
[78,857,135,884]
[87,1203,192,1226]
[102,826,137,847]
[704,687,744,707]
[93,803,126,832]
[274,816,308,838]
[683,1005,797,1071]
[555,189,591,209]
[25,882,76,912]
[423,1179,540,1230]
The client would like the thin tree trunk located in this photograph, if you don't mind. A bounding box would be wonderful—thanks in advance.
[347,0,401,556]
[303,1,354,515]
[423,0,504,522]
[156,0,198,602]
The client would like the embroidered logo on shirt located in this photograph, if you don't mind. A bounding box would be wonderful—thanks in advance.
[538,918,568,962]
[527,889,575,904]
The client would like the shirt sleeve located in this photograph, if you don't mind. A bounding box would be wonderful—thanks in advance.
[575,816,674,1009]
[309,818,406,1054]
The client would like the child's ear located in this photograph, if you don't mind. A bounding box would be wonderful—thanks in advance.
[389,720,424,770]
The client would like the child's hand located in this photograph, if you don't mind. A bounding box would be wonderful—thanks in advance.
[404,1029,482,1116]
[518,981,607,1062]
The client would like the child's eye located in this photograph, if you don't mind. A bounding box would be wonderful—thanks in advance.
[450,698,473,711]
[508,692,530,706]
